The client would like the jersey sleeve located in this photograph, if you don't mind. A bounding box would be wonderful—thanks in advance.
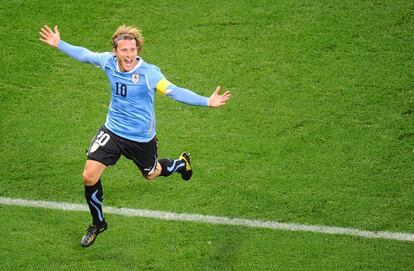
[157,81,209,106]
[147,66,208,106]
[57,40,112,68]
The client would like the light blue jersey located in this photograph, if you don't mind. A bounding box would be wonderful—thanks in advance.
[58,41,209,142]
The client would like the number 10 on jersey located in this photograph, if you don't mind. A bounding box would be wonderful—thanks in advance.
[115,82,127,97]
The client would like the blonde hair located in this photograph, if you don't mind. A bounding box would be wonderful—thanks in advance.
[111,24,144,54]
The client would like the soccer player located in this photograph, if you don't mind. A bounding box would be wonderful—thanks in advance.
[39,24,231,247]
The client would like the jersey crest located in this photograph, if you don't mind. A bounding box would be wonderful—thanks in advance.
[132,73,140,83]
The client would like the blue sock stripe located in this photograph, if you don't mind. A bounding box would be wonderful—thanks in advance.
[166,159,184,172]
[90,189,104,221]
[91,190,102,205]
[175,163,185,171]
[89,200,104,221]
[166,160,177,172]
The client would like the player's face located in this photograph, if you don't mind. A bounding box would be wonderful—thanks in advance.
[114,39,138,72]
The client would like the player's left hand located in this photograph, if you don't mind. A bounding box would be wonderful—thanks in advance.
[208,85,231,108]
[39,25,61,48]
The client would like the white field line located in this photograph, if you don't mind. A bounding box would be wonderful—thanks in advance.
[0,197,413,242]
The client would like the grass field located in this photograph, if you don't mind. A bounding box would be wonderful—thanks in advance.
[1,0,413,270]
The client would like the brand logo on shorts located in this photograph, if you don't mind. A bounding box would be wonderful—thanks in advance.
[132,74,140,83]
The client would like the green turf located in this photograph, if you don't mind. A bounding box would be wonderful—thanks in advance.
[0,205,412,271]
[0,0,413,270]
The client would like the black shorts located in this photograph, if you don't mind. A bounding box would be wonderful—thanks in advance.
[87,125,158,175]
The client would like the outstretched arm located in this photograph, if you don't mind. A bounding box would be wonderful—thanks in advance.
[157,79,231,108]
[39,25,110,66]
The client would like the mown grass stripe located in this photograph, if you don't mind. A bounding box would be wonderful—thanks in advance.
[1,197,413,242]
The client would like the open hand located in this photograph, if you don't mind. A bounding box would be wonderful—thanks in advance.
[39,25,61,48]
[208,85,231,108]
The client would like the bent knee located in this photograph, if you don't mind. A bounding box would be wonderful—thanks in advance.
[143,163,162,181]
[82,170,99,186]
[144,174,157,181]
[144,171,159,181]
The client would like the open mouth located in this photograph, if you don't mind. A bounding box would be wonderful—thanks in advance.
[120,58,135,71]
